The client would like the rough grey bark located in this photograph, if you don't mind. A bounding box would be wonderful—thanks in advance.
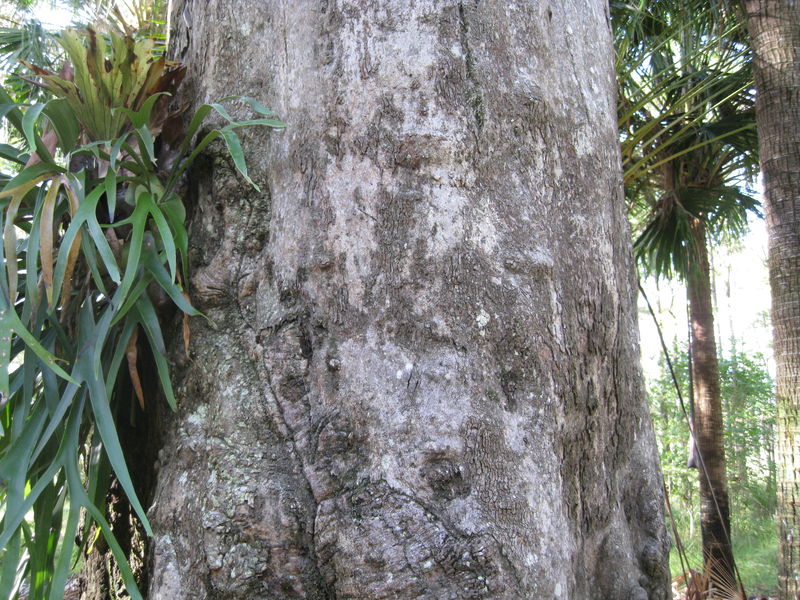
[147,1,670,598]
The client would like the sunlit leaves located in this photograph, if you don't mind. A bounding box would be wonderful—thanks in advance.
[23,26,185,141]
[649,344,776,529]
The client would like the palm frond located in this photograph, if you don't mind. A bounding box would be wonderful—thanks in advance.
[616,0,759,281]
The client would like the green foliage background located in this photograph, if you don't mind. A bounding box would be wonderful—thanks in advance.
[649,343,777,594]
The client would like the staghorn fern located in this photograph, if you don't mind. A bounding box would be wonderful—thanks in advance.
[0,26,284,600]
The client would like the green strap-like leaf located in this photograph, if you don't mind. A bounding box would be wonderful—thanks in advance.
[104,317,138,394]
[4,193,25,303]
[117,194,149,301]
[63,453,144,600]
[1,307,76,386]
[110,274,152,328]
[166,127,219,191]
[22,201,43,324]
[75,300,152,536]
[0,402,46,483]
[219,126,258,190]
[53,186,120,307]
[0,527,22,600]
[0,143,27,165]
[161,196,189,282]
[42,98,80,154]
[0,457,60,550]
[22,103,54,164]
[133,296,176,409]
[48,483,78,600]
[0,164,61,200]
[79,235,109,296]
[182,103,228,150]
[238,96,282,117]
[134,123,156,164]
[142,244,200,316]
[30,476,62,599]
[230,117,287,129]
[30,381,79,466]
[141,192,177,280]
[105,162,118,221]
[81,428,112,552]
[0,305,10,401]
[115,91,170,129]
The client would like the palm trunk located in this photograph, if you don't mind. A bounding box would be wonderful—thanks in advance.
[744,2,800,597]
[687,218,735,585]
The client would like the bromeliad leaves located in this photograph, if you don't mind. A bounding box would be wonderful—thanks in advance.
[0,27,284,600]
[21,27,186,142]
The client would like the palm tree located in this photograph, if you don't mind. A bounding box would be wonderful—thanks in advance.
[613,0,759,590]
[743,2,800,597]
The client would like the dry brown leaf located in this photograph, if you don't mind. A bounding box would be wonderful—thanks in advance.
[182,292,191,359]
[40,180,59,308]
[126,326,144,410]
[59,178,83,314]
[24,128,59,168]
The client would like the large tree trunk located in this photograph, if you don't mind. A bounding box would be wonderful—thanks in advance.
[146,1,670,598]
[745,1,800,597]
[686,218,735,587]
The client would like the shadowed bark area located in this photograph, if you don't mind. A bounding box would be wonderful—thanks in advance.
[745,1,800,598]
[147,1,670,598]
[81,362,160,600]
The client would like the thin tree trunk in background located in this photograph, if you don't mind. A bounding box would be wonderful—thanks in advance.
[744,1,800,597]
[146,1,671,598]
[687,217,735,587]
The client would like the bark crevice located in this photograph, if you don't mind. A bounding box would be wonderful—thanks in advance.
[458,2,485,135]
